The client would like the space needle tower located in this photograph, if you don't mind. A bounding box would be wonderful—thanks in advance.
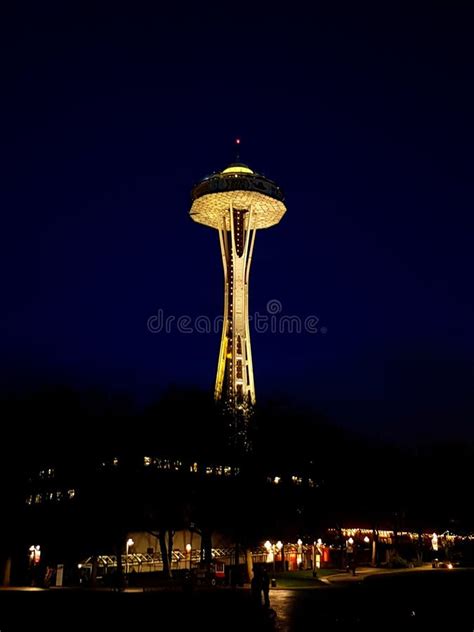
[190,142,286,452]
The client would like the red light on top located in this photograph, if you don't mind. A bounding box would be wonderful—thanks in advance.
[235,138,241,145]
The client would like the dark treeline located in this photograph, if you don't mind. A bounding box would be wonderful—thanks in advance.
[1,384,473,563]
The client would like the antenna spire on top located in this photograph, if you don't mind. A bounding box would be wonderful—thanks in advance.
[234,137,241,162]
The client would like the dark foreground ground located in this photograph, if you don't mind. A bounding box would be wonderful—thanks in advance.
[1,569,473,631]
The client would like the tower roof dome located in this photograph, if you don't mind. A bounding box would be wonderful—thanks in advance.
[221,163,254,175]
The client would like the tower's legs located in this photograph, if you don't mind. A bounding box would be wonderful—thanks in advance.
[215,206,256,452]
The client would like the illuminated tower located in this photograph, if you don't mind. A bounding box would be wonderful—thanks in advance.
[190,149,286,452]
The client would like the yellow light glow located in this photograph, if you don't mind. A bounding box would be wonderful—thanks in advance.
[221,165,254,174]
[190,189,286,230]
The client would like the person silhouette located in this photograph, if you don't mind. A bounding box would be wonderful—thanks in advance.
[260,566,270,608]
[251,566,262,606]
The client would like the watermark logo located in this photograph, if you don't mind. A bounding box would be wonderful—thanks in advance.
[147,299,327,335]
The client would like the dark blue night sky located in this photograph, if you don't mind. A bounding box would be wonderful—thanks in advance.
[1,4,473,441]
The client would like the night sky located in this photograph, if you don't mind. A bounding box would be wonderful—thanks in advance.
[1,4,473,442]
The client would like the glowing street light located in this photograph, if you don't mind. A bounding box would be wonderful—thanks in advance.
[264,540,283,576]
[313,539,324,573]
[186,543,192,570]
[297,539,304,568]
[29,545,41,566]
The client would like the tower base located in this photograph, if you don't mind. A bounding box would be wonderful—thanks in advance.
[220,403,254,456]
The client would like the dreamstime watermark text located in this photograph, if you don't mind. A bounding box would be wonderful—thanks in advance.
[147,299,327,335]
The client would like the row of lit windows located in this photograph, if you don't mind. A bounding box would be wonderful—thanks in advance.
[143,457,238,476]
[266,475,320,488]
[26,489,76,505]
[33,461,316,486]
[144,457,183,470]
[205,465,237,476]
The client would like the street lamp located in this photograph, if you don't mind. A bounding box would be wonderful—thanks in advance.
[264,540,273,567]
[126,538,134,576]
[346,537,356,575]
[186,543,192,571]
[297,539,303,569]
[28,545,35,566]
[264,540,283,576]
[313,538,323,573]
[28,545,41,587]
[362,535,371,565]
[276,541,283,571]
[29,545,41,565]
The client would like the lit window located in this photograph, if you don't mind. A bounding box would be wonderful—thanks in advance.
[273,476,281,485]
[67,489,76,500]
[144,456,152,466]
[56,491,63,501]
[190,462,198,473]
[26,495,33,505]
[224,466,232,476]
[34,494,42,504]
[206,466,213,475]
[308,478,315,488]
[291,476,303,485]
[112,457,119,466]
[215,465,223,476]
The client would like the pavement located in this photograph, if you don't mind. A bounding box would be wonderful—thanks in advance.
[316,563,450,584]
[268,564,440,589]
[0,564,440,592]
